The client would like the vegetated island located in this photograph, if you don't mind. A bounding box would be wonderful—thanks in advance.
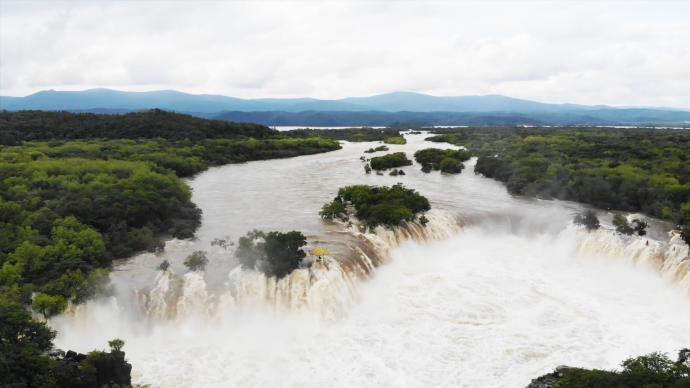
[413,148,471,173]
[526,349,690,388]
[369,152,413,170]
[0,109,340,386]
[364,145,389,153]
[426,126,690,246]
[383,135,407,145]
[320,184,430,228]
[286,127,401,142]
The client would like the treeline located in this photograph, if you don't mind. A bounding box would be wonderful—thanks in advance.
[529,349,690,387]
[2,137,341,177]
[287,127,401,142]
[0,109,276,144]
[427,127,690,244]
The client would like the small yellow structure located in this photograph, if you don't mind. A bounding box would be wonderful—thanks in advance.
[311,247,330,258]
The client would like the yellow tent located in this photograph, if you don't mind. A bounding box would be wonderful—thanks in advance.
[312,247,330,257]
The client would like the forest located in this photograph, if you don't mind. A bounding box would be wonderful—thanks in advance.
[0,110,342,384]
[287,127,401,142]
[0,109,275,144]
[427,127,690,244]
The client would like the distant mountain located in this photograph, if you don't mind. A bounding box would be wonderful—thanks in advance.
[1,88,689,125]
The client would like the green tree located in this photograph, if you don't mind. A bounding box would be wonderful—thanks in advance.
[31,292,68,318]
[108,338,125,352]
[0,298,58,387]
[439,157,463,174]
[574,210,600,231]
[183,250,209,272]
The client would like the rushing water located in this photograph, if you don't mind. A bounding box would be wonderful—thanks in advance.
[51,132,690,387]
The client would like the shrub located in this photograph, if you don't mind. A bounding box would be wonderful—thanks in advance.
[574,210,600,231]
[364,145,389,153]
[183,250,209,272]
[383,136,406,145]
[158,260,170,271]
[319,199,348,221]
[439,157,463,174]
[235,230,307,278]
[370,152,412,170]
[414,148,470,174]
[613,213,634,235]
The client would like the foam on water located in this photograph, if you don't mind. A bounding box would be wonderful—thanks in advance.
[50,221,690,387]
[47,133,690,386]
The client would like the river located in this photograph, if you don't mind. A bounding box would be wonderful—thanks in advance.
[50,131,690,387]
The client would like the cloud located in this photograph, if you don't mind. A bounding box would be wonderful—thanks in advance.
[1,0,689,108]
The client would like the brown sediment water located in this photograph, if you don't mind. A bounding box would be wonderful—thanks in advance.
[49,131,690,388]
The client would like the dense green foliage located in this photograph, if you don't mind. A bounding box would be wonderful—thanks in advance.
[369,152,413,170]
[235,230,307,278]
[428,127,690,244]
[1,137,341,178]
[320,184,430,228]
[0,136,338,310]
[287,127,401,142]
[184,250,209,272]
[0,109,275,144]
[574,210,601,231]
[557,351,690,388]
[0,158,200,315]
[0,299,131,387]
[0,110,341,385]
[413,148,471,173]
[383,135,406,145]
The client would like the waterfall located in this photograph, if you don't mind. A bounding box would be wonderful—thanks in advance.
[122,209,464,322]
[569,225,690,295]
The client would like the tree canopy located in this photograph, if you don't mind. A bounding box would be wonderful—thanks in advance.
[369,152,412,170]
[320,184,430,228]
[428,127,690,245]
[235,230,307,278]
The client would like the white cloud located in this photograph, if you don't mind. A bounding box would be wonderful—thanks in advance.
[1,0,689,108]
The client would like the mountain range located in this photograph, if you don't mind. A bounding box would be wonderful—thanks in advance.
[1,88,689,126]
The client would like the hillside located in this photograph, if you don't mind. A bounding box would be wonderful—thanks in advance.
[0,109,276,144]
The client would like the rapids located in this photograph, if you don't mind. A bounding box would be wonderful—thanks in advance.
[50,131,690,387]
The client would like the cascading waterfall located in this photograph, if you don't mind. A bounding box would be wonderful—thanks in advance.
[569,225,690,294]
[45,135,690,387]
[131,208,464,322]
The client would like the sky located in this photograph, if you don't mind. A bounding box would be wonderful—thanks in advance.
[1,0,689,108]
